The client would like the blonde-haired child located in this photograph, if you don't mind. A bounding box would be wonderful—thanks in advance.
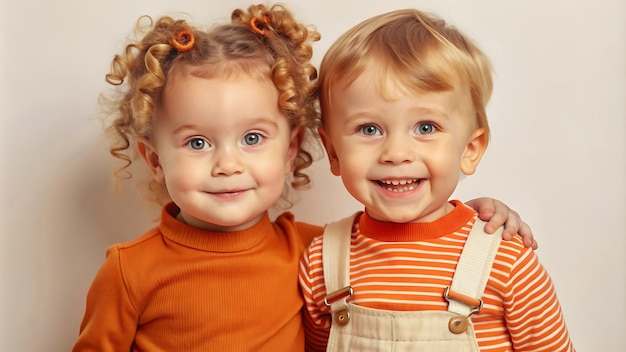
[300,9,574,351]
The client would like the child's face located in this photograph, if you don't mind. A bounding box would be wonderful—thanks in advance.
[320,68,487,223]
[139,71,299,232]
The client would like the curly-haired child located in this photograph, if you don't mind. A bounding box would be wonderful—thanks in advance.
[73,4,537,351]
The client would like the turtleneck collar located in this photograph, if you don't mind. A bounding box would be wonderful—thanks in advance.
[159,202,271,252]
[358,200,476,242]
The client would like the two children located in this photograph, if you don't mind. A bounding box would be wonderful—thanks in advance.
[299,9,574,351]
[74,4,538,351]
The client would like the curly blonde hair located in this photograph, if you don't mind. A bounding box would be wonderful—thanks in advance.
[102,4,320,204]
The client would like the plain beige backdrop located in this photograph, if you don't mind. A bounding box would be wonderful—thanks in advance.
[1,0,624,350]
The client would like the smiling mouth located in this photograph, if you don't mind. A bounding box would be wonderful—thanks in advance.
[377,179,420,192]
[208,189,248,196]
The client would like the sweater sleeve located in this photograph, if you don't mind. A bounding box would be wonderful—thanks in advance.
[296,221,324,248]
[505,247,575,351]
[72,246,139,352]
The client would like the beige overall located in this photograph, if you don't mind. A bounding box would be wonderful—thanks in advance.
[321,214,503,352]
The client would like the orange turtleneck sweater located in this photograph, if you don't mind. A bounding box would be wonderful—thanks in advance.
[73,202,322,352]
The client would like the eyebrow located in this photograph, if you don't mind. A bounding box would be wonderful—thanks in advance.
[172,124,201,136]
[172,116,281,135]
[244,116,280,129]
[345,107,449,122]
[416,107,450,120]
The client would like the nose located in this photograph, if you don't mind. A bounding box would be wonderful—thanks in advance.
[379,135,415,164]
[211,146,243,176]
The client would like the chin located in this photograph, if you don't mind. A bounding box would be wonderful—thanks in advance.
[387,215,421,224]
[369,210,420,224]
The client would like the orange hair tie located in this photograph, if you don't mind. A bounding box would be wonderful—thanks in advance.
[249,14,271,36]
[170,30,195,52]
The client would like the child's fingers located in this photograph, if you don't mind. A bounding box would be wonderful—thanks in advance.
[501,214,538,250]
[517,221,538,249]
[478,198,507,234]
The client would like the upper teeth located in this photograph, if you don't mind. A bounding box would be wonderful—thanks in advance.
[381,179,417,185]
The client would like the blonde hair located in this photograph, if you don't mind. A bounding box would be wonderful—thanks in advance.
[102,4,320,204]
[319,9,493,142]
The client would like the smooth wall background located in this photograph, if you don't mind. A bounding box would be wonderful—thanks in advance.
[1,0,624,350]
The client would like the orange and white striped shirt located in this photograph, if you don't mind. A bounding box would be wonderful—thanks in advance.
[298,200,575,351]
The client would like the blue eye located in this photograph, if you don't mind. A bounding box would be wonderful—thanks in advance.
[358,124,382,136]
[415,122,436,135]
[187,138,210,150]
[243,133,263,146]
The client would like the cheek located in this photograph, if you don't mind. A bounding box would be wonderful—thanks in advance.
[254,147,291,178]
[280,151,296,176]
[255,158,288,197]
[424,143,464,172]
[336,151,369,190]
[161,155,203,188]
[335,141,364,166]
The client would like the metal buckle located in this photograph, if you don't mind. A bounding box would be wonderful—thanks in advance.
[443,286,483,316]
[324,286,353,326]
[323,286,353,307]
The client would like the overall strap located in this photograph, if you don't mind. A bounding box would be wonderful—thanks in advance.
[322,213,360,323]
[446,218,503,317]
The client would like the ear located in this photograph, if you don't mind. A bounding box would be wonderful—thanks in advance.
[460,128,488,175]
[285,127,303,172]
[136,137,165,183]
[318,126,341,176]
